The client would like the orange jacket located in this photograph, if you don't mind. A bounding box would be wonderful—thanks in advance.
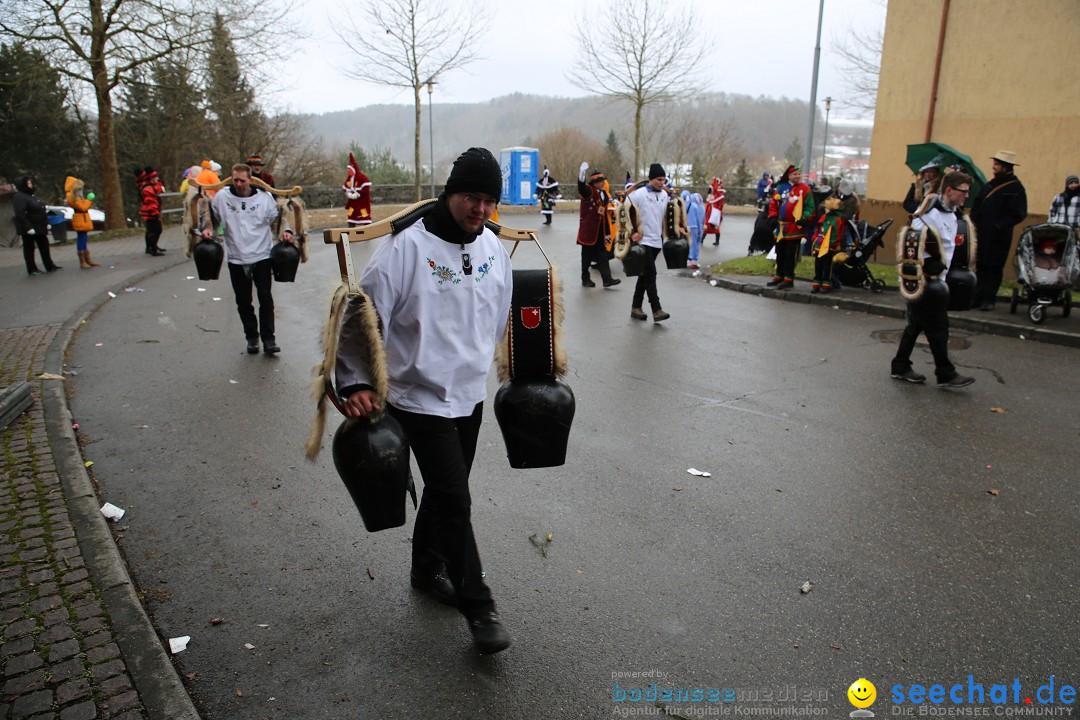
[65,176,94,232]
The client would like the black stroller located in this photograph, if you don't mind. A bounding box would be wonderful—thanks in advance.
[831,217,893,293]
[1009,223,1079,324]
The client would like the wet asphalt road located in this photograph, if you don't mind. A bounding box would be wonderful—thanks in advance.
[68,215,1080,719]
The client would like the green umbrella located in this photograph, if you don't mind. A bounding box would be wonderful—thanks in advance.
[905,142,987,206]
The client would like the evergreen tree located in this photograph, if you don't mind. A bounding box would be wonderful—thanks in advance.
[784,137,804,166]
[206,13,266,166]
[0,42,85,199]
[599,130,625,180]
[732,159,753,187]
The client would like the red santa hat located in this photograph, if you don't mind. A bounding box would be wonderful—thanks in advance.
[347,152,360,177]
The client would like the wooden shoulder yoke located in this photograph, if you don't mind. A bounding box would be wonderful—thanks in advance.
[193,176,302,197]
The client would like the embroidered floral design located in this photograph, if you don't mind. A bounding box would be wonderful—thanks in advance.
[473,255,496,282]
[427,257,461,285]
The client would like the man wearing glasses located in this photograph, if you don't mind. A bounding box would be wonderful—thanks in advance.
[891,171,976,388]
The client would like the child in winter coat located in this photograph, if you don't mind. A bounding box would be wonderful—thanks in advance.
[811,195,845,293]
[65,175,99,268]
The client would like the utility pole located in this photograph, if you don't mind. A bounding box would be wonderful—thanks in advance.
[821,96,833,178]
[802,0,825,181]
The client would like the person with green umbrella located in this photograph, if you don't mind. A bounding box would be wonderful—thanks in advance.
[903,158,944,215]
[972,150,1028,311]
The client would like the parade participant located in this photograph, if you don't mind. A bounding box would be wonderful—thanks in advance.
[536,166,558,225]
[810,194,844,293]
[766,164,814,289]
[890,171,975,388]
[704,177,725,245]
[626,163,673,322]
[138,166,167,256]
[195,160,222,198]
[335,147,514,654]
[687,192,705,269]
[343,152,372,226]
[1048,175,1080,228]
[624,171,633,191]
[576,162,620,288]
[902,160,943,215]
[246,155,275,188]
[12,175,60,276]
[201,163,295,355]
[972,151,1027,312]
[65,175,99,268]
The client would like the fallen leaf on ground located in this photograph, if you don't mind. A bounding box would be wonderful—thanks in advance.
[986,489,1000,496]
[673,487,684,492]
[990,407,1006,413]
[366,567,374,580]
[209,617,224,625]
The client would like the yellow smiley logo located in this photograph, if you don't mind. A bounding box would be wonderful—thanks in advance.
[848,679,877,709]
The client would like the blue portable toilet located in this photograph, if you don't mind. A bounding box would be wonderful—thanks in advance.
[499,147,539,206]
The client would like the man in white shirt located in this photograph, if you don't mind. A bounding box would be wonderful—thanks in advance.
[890,171,975,388]
[626,163,673,322]
[203,164,295,354]
[335,147,514,654]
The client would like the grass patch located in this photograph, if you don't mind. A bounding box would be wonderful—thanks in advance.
[707,254,1022,295]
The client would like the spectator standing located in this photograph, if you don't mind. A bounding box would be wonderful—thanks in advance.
[247,155,275,188]
[536,167,558,225]
[202,163,295,355]
[576,162,620,288]
[1048,175,1079,227]
[626,163,674,322]
[756,171,771,210]
[12,175,61,276]
[902,160,944,215]
[138,166,166,256]
[972,150,1027,311]
[335,147,513,654]
[65,175,99,268]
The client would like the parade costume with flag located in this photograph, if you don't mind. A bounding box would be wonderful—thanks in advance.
[810,196,845,293]
[576,163,619,287]
[344,152,373,226]
[536,167,558,225]
[767,165,814,288]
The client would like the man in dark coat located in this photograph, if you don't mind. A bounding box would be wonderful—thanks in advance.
[576,162,620,288]
[12,176,61,276]
[972,150,1027,311]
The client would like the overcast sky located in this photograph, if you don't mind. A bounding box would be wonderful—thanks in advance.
[279,0,886,120]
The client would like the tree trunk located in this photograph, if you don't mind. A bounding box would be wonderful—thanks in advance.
[412,86,422,202]
[91,61,125,231]
[633,102,643,182]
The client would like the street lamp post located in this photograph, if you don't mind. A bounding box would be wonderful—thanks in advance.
[821,96,833,179]
[427,81,435,199]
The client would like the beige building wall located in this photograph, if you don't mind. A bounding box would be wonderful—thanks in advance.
[866,0,1080,215]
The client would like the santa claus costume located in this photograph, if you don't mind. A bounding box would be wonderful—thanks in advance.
[704,177,726,245]
[343,152,372,226]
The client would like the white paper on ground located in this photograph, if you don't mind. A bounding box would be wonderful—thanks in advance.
[169,636,191,653]
[687,468,712,477]
[100,502,125,521]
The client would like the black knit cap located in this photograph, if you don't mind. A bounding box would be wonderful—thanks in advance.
[648,163,666,180]
[444,147,502,200]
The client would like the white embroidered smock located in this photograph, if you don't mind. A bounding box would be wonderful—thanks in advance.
[912,200,958,280]
[627,185,670,249]
[335,218,513,418]
[211,186,283,265]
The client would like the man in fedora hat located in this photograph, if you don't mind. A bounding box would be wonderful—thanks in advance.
[972,150,1027,311]
[576,162,620,288]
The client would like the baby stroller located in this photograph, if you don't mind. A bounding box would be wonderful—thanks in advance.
[831,217,893,293]
[1009,223,1079,324]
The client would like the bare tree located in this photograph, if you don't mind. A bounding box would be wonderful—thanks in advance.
[830,2,886,118]
[568,0,708,182]
[333,0,489,202]
[0,0,287,229]
[534,127,606,191]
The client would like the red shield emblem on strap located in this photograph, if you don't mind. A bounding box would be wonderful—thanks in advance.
[956,234,966,246]
[521,307,541,329]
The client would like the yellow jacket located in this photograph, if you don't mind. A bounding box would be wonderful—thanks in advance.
[65,176,94,232]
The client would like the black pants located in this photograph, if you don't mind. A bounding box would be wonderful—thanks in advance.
[975,255,1007,306]
[389,402,494,620]
[581,242,614,282]
[22,233,57,273]
[144,217,162,252]
[891,283,957,382]
[774,238,800,281]
[228,260,275,342]
[813,251,835,286]
[632,245,662,311]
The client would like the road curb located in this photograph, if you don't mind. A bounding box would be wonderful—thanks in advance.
[40,250,201,720]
